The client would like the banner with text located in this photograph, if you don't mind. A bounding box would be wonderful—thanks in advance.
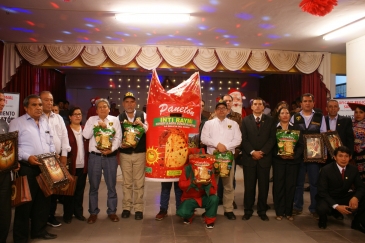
[335,97,365,119]
[0,92,20,124]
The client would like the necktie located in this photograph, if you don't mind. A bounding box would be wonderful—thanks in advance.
[256,117,260,128]
[341,168,345,180]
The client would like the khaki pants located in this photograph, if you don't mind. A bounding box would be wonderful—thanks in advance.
[216,160,235,212]
[119,152,146,212]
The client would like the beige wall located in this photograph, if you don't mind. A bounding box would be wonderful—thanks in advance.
[331,54,346,74]
[346,35,365,97]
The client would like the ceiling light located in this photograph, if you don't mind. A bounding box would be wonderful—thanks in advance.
[115,13,190,23]
[323,17,365,41]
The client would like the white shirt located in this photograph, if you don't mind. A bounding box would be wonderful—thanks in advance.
[72,127,85,168]
[83,115,122,153]
[42,112,70,156]
[201,117,242,155]
[123,110,149,132]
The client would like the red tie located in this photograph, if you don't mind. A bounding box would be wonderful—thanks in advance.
[256,117,260,128]
[341,168,345,180]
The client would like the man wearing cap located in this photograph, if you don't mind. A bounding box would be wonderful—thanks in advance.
[241,97,275,221]
[83,98,122,224]
[201,101,242,220]
[119,92,148,220]
[209,94,242,208]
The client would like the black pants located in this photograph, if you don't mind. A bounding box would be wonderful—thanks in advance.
[316,193,365,225]
[243,164,270,216]
[13,165,51,243]
[273,162,300,216]
[63,169,87,219]
[0,172,11,243]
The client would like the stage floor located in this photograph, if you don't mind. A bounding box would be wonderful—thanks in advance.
[6,166,364,243]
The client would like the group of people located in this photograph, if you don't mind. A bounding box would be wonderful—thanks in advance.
[1,90,365,243]
[183,93,365,232]
[0,91,149,243]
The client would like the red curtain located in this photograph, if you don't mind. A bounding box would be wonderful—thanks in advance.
[301,70,328,113]
[3,60,66,116]
[259,70,328,114]
[259,73,302,109]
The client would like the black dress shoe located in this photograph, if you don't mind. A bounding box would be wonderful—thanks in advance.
[318,220,327,229]
[135,211,143,220]
[63,218,72,224]
[121,210,130,218]
[259,214,269,221]
[75,215,86,221]
[224,212,236,220]
[31,232,57,240]
[242,214,252,220]
[351,220,365,233]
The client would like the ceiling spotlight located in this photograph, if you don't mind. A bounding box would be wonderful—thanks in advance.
[115,13,190,23]
[323,17,365,41]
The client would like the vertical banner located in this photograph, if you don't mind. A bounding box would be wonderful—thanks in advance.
[145,70,201,182]
[0,92,20,124]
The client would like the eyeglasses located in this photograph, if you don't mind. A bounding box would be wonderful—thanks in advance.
[72,113,82,117]
[216,107,227,111]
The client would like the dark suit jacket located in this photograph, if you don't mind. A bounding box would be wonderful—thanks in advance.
[317,162,365,207]
[325,115,354,154]
[241,114,276,168]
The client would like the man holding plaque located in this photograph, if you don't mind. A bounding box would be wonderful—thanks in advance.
[40,91,71,227]
[0,91,11,243]
[83,98,122,224]
[291,93,326,219]
[9,94,57,242]
[325,99,354,160]
[119,92,148,220]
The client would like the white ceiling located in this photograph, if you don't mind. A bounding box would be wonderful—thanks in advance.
[1,0,365,55]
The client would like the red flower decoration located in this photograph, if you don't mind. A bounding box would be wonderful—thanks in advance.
[299,0,338,17]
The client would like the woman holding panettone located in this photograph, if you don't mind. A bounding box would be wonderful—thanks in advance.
[273,107,303,221]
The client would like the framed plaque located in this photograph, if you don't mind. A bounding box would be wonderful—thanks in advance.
[0,131,19,173]
[303,134,326,163]
[36,152,69,189]
[322,131,343,159]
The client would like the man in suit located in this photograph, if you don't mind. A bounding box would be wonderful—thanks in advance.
[241,97,276,221]
[325,99,354,158]
[316,146,365,233]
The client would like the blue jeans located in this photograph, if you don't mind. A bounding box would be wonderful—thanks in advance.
[88,153,118,215]
[293,161,320,213]
[160,182,182,211]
